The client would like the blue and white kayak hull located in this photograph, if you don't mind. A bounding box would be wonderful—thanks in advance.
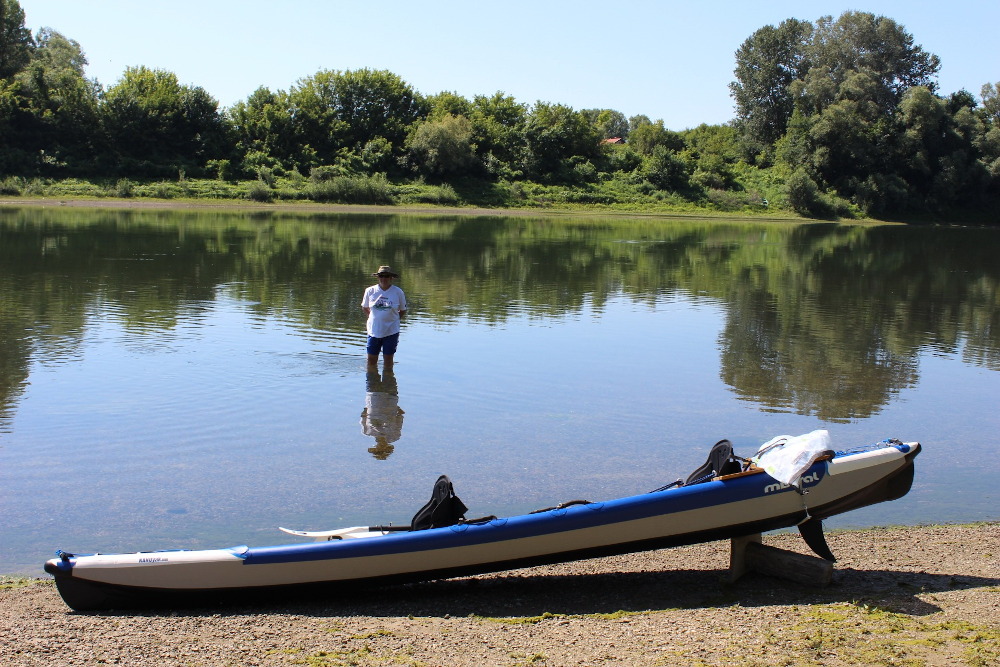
[44,441,920,611]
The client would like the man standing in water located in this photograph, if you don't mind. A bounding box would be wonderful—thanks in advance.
[361,265,407,367]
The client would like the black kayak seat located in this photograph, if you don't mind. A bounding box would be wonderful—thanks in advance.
[410,475,469,531]
[684,439,742,485]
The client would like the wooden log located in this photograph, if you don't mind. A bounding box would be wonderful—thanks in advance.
[725,533,762,583]
[726,535,834,587]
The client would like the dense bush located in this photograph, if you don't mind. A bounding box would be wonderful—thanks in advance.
[112,179,135,198]
[785,169,831,217]
[246,180,273,202]
[0,176,24,195]
[306,174,395,204]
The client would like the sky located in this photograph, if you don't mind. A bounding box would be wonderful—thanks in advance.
[18,0,1000,131]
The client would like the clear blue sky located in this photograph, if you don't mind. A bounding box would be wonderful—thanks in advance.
[20,0,1000,130]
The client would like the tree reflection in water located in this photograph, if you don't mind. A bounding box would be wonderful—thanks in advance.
[0,207,997,428]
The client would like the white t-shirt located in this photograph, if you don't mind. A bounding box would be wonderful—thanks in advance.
[361,284,407,337]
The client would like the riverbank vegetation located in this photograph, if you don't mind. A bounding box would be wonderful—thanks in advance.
[1,1,998,222]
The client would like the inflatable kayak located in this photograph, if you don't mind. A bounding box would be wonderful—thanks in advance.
[44,437,920,611]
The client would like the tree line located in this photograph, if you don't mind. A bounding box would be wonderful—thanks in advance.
[731,12,1000,217]
[1,0,998,219]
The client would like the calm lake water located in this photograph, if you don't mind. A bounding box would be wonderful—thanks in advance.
[1,206,998,575]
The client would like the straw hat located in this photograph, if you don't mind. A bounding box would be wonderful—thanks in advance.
[372,265,399,277]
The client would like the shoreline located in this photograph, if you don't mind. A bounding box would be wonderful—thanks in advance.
[1,195,814,223]
[3,522,997,665]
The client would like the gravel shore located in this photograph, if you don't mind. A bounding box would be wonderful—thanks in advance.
[2,523,998,666]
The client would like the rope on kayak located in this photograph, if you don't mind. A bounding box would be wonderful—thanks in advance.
[458,515,498,525]
[796,493,813,522]
[649,478,684,493]
[529,499,593,514]
[835,437,903,457]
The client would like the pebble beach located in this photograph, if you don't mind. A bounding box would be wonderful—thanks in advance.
[2,522,998,666]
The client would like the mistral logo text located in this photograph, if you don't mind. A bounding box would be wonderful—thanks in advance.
[764,472,820,494]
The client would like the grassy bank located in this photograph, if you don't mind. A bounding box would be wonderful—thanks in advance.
[5,175,995,225]
[0,173,799,220]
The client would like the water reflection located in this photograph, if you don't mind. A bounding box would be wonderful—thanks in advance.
[0,207,998,427]
[718,283,920,422]
[360,368,404,460]
[2,207,1000,573]
[712,223,997,421]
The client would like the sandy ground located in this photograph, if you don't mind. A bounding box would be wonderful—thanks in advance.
[2,523,998,666]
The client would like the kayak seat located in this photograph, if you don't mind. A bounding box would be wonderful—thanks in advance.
[410,475,469,531]
[684,439,743,485]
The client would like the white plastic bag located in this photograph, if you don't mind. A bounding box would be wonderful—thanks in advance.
[753,429,832,486]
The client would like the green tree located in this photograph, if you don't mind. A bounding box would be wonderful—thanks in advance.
[979,126,1000,186]
[227,86,305,175]
[781,76,900,215]
[641,144,692,192]
[11,28,101,174]
[581,108,629,139]
[681,123,741,190]
[785,167,832,217]
[468,91,527,177]
[181,84,229,167]
[335,68,426,150]
[101,66,225,176]
[360,136,393,172]
[981,82,1000,124]
[748,11,957,216]
[427,90,472,119]
[0,0,33,173]
[808,12,940,116]
[0,0,32,79]
[730,18,812,158]
[978,83,1000,185]
[797,75,884,188]
[287,68,427,168]
[896,86,989,210]
[779,82,993,216]
[733,11,939,160]
[0,78,31,173]
[283,71,348,167]
[946,89,977,115]
[628,115,652,133]
[406,113,478,178]
[627,119,684,156]
[522,102,601,181]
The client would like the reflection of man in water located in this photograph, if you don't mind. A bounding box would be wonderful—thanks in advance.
[360,368,404,460]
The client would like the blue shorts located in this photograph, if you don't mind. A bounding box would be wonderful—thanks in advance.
[366,333,400,356]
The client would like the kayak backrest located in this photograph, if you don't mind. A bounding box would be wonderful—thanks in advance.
[684,439,743,485]
[410,475,469,531]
